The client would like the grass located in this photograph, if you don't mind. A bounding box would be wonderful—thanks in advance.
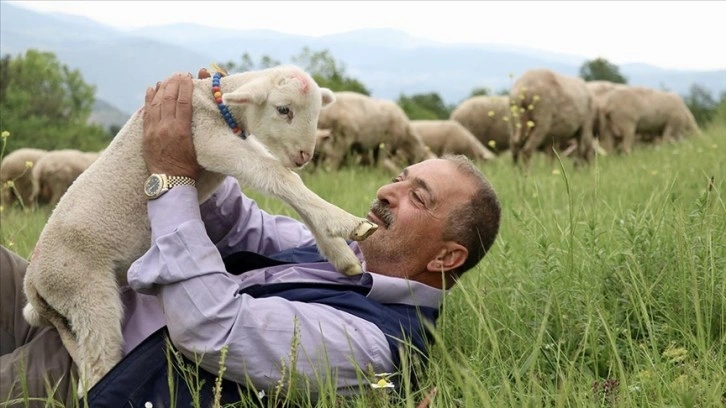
[1,123,724,407]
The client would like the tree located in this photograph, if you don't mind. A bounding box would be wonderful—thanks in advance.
[221,52,281,73]
[0,50,108,153]
[683,84,718,127]
[579,57,627,83]
[291,47,370,95]
[398,92,454,120]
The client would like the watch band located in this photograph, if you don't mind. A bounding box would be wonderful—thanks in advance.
[167,175,196,188]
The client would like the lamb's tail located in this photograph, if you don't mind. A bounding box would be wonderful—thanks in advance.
[23,279,80,362]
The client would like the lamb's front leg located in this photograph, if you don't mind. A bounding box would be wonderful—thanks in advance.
[257,169,377,275]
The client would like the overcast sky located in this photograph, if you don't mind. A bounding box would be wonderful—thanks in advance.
[10,0,726,71]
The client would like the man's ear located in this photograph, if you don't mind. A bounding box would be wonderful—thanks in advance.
[426,243,468,273]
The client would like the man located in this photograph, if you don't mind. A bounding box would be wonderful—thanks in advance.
[1,72,500,406]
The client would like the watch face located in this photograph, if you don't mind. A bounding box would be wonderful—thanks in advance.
[144,174,163,197]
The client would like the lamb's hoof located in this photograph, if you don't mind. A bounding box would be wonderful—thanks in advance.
[342,263,363,276]
[349,221,378,241]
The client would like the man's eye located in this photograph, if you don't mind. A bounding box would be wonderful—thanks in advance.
[276,106,290,115]
[412,192,424,204]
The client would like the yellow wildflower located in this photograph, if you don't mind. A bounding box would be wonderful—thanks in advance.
[662,344,687,364]
[487,110,495,117]
[488,140,496,148]
[1,130,9,139]
[502,116,510,122]
[552,169,560,175]
[526,121,535,128]
[533,95,541,102]
[25,160,34,168]
[5,180,13,188]
[528,104,534,110]
[515,123,522,128]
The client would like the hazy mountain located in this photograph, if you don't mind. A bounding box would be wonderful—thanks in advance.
[2,1,724,119]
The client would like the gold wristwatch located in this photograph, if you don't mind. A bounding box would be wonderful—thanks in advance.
[143,174,196,200]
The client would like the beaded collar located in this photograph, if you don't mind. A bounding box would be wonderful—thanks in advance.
[212,71,247,139]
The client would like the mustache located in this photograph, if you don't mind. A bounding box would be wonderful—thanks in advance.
[370,199,393,228]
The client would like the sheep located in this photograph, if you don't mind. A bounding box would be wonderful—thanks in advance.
[410,119,496,162]
[509,69,596,168]
[30,149,101,207]
[450,95,512,154]
[22,66,378,394]
[0,147,47,208]
[596,86,700,154]
[315,91,435,172]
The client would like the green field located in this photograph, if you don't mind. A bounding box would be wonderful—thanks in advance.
[1,125,724,407]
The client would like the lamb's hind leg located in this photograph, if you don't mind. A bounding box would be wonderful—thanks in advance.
[36,258,126,397]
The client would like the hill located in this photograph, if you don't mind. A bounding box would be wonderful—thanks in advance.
[2,1,724,118]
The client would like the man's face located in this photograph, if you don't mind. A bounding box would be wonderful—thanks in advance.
[359,158,473,280]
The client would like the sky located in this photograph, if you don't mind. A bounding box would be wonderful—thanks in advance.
[10,0,726,71]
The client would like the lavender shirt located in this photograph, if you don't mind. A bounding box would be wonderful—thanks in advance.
[121,177,444,395]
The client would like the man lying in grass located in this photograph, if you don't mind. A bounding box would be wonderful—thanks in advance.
[0,72,501,406]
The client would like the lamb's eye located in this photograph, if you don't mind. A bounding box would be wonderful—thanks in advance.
[276,106,290,115]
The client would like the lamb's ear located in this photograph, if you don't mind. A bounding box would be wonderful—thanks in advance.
[320,88,335,108]
[223,79,268,106]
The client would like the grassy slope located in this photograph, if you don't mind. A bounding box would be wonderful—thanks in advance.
[1,124,724,407]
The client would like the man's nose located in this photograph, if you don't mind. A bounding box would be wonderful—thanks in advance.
[376,182,399,206]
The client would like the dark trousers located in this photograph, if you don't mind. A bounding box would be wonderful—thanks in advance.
[0,245,77,407]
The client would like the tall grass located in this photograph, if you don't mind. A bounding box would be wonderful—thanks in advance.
[1,124,724,407]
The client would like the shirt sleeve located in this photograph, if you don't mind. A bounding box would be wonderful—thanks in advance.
[127,177,393,393]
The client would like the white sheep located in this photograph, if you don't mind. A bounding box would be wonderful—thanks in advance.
[410,119,496,162]
[0,147,47,207]
[450,95,512,154]
[30,149,101,207]
[315,91,435,172]
[22,66,377,394]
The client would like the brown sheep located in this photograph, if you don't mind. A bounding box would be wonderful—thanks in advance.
[410,120,496,162]
[509,69,596,168]
[316,91,434,172]
[597,86,700,154]
[0,148,47,207]
[30,149,101,208]
[450,95,512,154]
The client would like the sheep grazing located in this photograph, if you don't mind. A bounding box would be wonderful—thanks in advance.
[410,119,496,162]
[315,91,435,172]
[596,86,700,154]
[22,66,378,394]
[509,69,596,168]
[450,95,512,154]
[30,149,101,207]
[0,147,47,208]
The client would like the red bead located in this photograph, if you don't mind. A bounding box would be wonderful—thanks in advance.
[212,86,220,92]
[215,97,223,104]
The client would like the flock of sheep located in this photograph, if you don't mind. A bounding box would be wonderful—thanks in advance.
[0,68,700,210]
[313,68,700,171]
[1,148,101,209]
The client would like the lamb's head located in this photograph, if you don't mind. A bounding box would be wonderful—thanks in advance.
[222,65,335,168]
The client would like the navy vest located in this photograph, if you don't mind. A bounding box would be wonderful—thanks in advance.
[84,245,438,406]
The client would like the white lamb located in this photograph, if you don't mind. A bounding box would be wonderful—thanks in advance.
[22,66,377,394]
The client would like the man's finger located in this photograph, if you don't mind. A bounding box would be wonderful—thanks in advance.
[143,86,159,123]
[177,75,194,123]
[161,74,182,119]
[198,68,211,79]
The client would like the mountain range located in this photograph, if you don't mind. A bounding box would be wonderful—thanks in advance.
[2,1,725,131]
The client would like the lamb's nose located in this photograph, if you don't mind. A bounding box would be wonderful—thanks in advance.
[299,151,311,164]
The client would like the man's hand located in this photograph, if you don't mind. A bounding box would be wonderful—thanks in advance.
[142,72,202,179]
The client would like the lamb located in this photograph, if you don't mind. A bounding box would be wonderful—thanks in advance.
[449,95,512,154]
[22,66,377,394]
[30,149,101,207]
[410,119,496,161]
[315,91,434,172]
[0,147,47,207]
[509,69,596,168]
